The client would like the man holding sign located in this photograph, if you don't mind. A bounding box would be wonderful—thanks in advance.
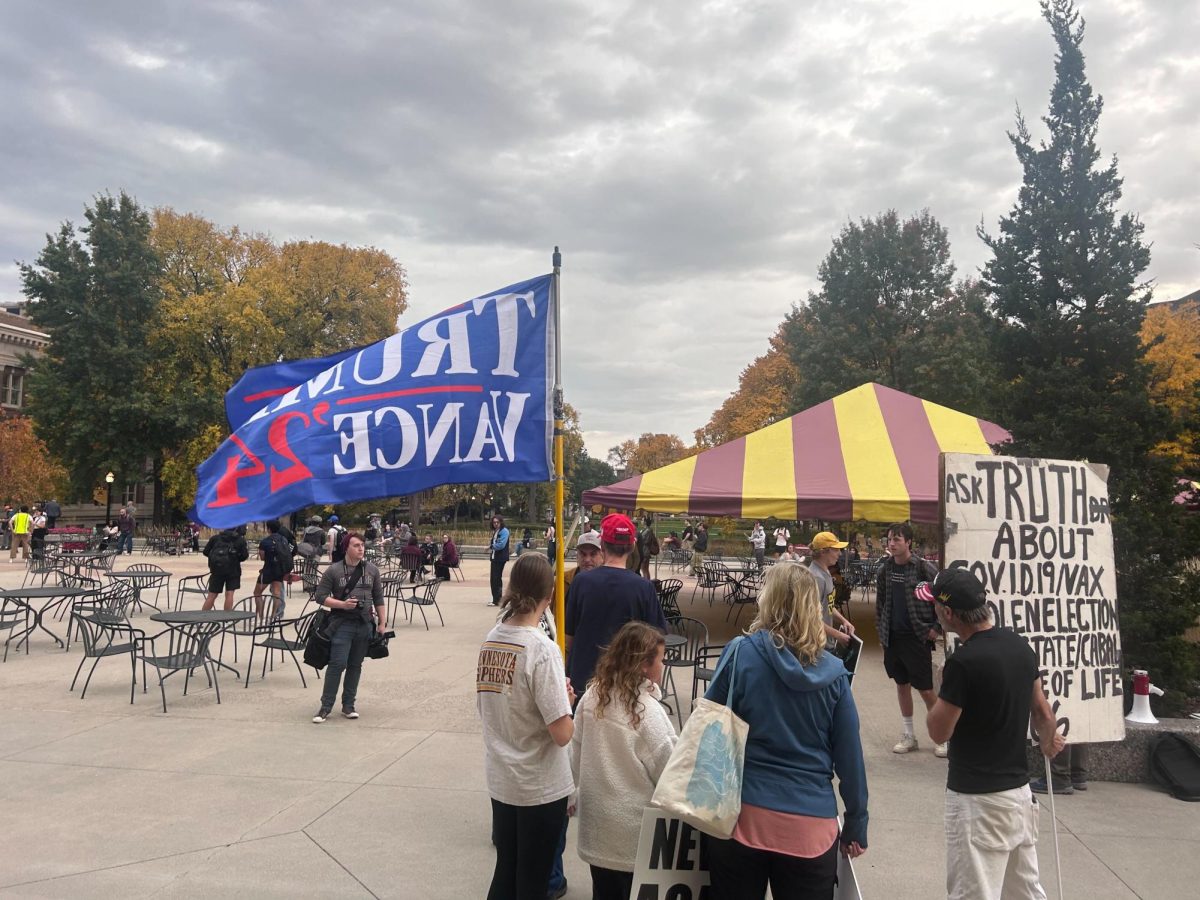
[923,568,1064,900]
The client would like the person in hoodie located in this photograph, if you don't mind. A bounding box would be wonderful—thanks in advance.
[703,561,868,900]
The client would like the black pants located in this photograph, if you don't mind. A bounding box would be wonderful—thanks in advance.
[704,833,839,900]
[488,796,567,900]
[589,865,633,900]
[490,556,508,604]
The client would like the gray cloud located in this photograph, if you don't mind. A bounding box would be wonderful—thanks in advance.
[2,0,1196,455]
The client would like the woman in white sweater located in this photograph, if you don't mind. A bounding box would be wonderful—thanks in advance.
[571,621,678,899]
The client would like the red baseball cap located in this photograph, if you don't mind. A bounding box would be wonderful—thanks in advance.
[600,513,636,546]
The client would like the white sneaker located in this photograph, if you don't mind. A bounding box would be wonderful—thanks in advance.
[892,734,919,753]
[934,742,949,758]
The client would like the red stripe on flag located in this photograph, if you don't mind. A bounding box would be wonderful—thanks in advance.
[335,385,485,405]
[243,386,295,403]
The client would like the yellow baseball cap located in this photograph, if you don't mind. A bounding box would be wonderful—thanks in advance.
[810,531,848,550]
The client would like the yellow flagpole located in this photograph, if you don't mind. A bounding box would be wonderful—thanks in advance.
[551,247,566,656]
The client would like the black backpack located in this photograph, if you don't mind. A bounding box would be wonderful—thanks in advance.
[208,536,239,575]
[270,533,295,575]
[1149,734,1200,801]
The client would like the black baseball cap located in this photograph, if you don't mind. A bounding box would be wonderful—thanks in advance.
[915,568,986,611]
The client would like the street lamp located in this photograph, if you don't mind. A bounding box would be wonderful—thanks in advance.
[104,472,114,525]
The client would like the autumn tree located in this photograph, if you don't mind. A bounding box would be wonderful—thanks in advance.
[696,326,799,447]
[20,192,193,499]
[609,433,691,474]
[979,0,1200,702]
[780,210,998,416]
[1140,301,1200,471]
[0,416,68,504]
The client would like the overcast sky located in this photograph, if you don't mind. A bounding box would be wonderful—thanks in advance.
[3,0,1197,457]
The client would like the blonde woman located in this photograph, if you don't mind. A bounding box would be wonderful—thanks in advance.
[703,562,868,900]
[571,621,677,899]
[477,553,575,900]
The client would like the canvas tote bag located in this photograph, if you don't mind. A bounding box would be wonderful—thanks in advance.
[651,636,749,838]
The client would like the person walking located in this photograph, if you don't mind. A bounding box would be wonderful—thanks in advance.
[689,522,708,575]
[488,514,511,607]
[477,554,575,900]
[201,525,249,611]
[703,562,868,899]
[571,621,677,899]
[9,505,32,561]
[311,533,386,723]
[923,568,1064,900]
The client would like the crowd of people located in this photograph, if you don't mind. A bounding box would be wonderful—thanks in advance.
[472,513,1068,900]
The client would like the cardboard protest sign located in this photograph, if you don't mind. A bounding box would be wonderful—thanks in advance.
[629,808,863,899]
[941,452,1125,743]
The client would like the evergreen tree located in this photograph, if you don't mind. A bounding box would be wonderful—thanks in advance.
[979,0,1200,703]
[20,192,191,500]
[781,209,997,417]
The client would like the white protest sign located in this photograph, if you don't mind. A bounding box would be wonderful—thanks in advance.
[630,807,709,899]
[941,452,1125,743]
[629,807,863,899]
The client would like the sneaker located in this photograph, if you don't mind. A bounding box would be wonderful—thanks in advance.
[312,708,331,724]
[1030,777,1073,795]
[342,708,359,720]
[547,880,568,900]
[934,742,949,758]
[892,734,919,754]
[1072,780,1088,791]
[487,601,499,606]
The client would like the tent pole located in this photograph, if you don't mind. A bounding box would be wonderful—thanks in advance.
[551,247,566,657]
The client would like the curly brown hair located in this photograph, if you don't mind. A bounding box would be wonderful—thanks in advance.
[588,621,665,728]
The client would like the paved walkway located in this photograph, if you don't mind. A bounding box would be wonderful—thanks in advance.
[0,553,1194,898]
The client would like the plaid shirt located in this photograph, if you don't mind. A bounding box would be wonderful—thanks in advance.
[875,555,940,647]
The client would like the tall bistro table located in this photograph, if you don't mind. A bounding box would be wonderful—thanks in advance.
[0,585,97,655]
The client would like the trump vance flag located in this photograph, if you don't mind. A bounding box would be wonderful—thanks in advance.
[190,274,554,529]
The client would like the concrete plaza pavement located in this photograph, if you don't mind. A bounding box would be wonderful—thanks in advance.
[0,551,1195,898]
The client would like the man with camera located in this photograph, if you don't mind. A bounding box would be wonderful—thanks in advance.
[312,532,386,723]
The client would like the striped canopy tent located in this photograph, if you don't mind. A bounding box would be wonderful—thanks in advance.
[582,383,1010,524]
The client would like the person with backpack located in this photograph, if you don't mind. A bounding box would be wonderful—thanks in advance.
[202,525,250,611]
[327,515,347,563]
[254,519,295,621]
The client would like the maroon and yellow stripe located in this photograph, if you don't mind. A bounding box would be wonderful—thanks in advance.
[581,383,1008,524]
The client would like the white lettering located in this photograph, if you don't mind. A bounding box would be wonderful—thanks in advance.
[489,391,530,462]
[352,333,404,385]
[418,402,465,465]
[412,311,477,377]
[472,291,537,377]
[463,403,503,462]
[333,412,376,474]
[373,407,419,469]
[253,361,348,422]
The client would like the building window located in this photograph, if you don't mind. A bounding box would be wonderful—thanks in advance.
[1,368,24,408]
[122,484,137,506]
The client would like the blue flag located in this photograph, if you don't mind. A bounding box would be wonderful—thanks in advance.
[190,274,554,528]
[224,345,364,433]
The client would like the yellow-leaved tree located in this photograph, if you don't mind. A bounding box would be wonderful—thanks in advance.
[0,417,69,505]
[1141,301,1200,471]
[150,209,409,511]
[695,325,799,448]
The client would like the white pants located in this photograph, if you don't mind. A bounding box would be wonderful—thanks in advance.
[945,785,1047,900]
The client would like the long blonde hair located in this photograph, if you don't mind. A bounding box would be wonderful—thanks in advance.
[747,562,827,665]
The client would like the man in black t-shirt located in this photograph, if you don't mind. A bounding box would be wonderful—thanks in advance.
[923,568,1064,900]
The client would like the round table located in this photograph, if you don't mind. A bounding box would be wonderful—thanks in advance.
[0,585,97,652]
[109,570,171,612]
[150,609,256,677]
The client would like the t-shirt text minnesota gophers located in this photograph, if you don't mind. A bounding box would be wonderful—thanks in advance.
[477,641,521,692]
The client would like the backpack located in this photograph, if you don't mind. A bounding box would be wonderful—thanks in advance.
[208,536,239,574]
[1149,734,1200,801]
[269,533,295,575]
